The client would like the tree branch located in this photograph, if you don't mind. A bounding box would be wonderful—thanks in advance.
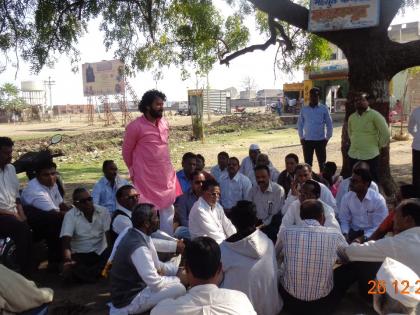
[387,39,420,77]
[220,15,278,65]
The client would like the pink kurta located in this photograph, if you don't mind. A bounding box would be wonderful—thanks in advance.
[122,115,182,209]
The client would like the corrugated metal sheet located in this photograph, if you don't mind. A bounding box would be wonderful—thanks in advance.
[188,89,230,114]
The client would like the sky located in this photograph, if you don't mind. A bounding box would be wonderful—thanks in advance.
[0,3,419,105]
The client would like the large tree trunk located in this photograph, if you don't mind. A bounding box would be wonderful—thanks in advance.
[341,53,397,196]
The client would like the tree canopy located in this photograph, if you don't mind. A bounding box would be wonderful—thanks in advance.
[0,83,27,113]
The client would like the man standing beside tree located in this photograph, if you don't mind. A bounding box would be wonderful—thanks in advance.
[122,90,182,236]
[408,105,420,191]
[298,87,333,172]
[347,93,390,183]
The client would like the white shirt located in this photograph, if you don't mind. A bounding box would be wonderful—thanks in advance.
[112,205,133,235]
[339,188,388,237]
[409,107,420,151]
[130,229,180,292]
[151,284,256,315]
[60,204,110,254]
[219,172,252,209]
[0,164,19,213]
[220,230,283,315]
[210,165,228,183]
[240,156,256,179]
[345,227,420,275]
[279,199,340,235]
[247,181,284,225]
[22,178,63,211]
[282,180,337,215]
[336,177,379,211]
[189,197,236,244]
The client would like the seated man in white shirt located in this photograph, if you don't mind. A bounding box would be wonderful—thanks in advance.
[110,185,182,255]
[60,188,111,283]
[189,179,236,244]
[151,236,256,315]
[248,153,280,185]
[339,168,388,243]
[219,157,252,213]
[335,161,379,210]
[279,179,340,238]
[110,204,186,315]
[277,200,348,315]
[220,201,282,315]
[210,151,229,182]
[283,163,337,215]
[0,137,32,276]
[247,165,284,242]
[240,144,260,179]
[92,160,129,214]
[21,160,70,271]
[345,199,420,300]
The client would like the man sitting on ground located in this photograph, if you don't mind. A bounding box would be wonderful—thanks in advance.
[345,198,420,277]
[277,153,299,196]
[210,151,229,182]
[189,179,236,244]
[247,165,284,242]
[176,152,197,193]
[151,237,256,315]
[110,204,186,314]
[60,188,111,283]
[373,258,420,315]
[240,144,260,179]
[339,168,388,243]
[219,157,252,212]
[0,137,32,276]
[22,160,70,271]
[195,154,214,180]
[248,153,280,185]
[277,200,348,315]
[92,160,129,214]
[279,180,340,237]
[110,186,181,254]
[174,171,206,239]
[283,163,337,214]
[220,201,283,315]
[335,161,379,210]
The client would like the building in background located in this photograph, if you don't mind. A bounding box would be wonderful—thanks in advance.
[187,89,230,114]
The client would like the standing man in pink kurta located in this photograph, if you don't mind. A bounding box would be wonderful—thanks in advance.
[122,90,181,235]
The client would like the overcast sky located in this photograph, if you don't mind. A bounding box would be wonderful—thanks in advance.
[0,3,419,105]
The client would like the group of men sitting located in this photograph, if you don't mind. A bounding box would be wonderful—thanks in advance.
[1,136,420,315]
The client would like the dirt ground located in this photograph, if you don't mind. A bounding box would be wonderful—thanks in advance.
[3,110,414,315]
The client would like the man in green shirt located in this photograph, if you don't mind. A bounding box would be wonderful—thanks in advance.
[348,93,390,182]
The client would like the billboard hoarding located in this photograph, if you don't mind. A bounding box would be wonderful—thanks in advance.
[82,60,125,96]
[308,0,379,32]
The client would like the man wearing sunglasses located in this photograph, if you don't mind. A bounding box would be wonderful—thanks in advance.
[21,160,70,272]
[60,187,111,283]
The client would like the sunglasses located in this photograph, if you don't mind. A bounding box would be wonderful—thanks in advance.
[76,196,93,204]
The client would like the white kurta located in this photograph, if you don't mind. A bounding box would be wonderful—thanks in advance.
[220,230,283,315]
[151,284,256,315]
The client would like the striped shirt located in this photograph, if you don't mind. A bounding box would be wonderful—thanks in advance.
[278,220,348,301]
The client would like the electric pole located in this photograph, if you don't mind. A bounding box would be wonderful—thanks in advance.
[43,76,56,110]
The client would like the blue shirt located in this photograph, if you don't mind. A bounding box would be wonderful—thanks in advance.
[219,172,252,209]
[210,165,228,183]
[297,104,333,141]
[174,188,199,227]
[176,170,191,193]
[91,176,129,213]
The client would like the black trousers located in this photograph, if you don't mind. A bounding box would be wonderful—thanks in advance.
[24,206,63,263]
[0,214,33,276]
[413,149,420,192]
[279,264,357,315]
[349,155,380,183]
[67,247,111,283]
[302,140,327,172]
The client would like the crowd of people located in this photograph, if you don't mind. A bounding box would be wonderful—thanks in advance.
[1,88,420,315]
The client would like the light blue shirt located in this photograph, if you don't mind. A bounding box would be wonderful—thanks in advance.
[297,104,333,141]
[91,176,129,213]
[219,172,252,209]
[210,165,228,183]
[176,170,191,193]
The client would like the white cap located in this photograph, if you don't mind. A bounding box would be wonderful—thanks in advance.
[376,257,420,308]
[249,144,260,151]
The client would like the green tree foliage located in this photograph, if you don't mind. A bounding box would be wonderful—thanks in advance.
[0,83,27,113]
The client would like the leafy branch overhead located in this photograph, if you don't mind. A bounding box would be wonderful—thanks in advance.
[0,0,419,77]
